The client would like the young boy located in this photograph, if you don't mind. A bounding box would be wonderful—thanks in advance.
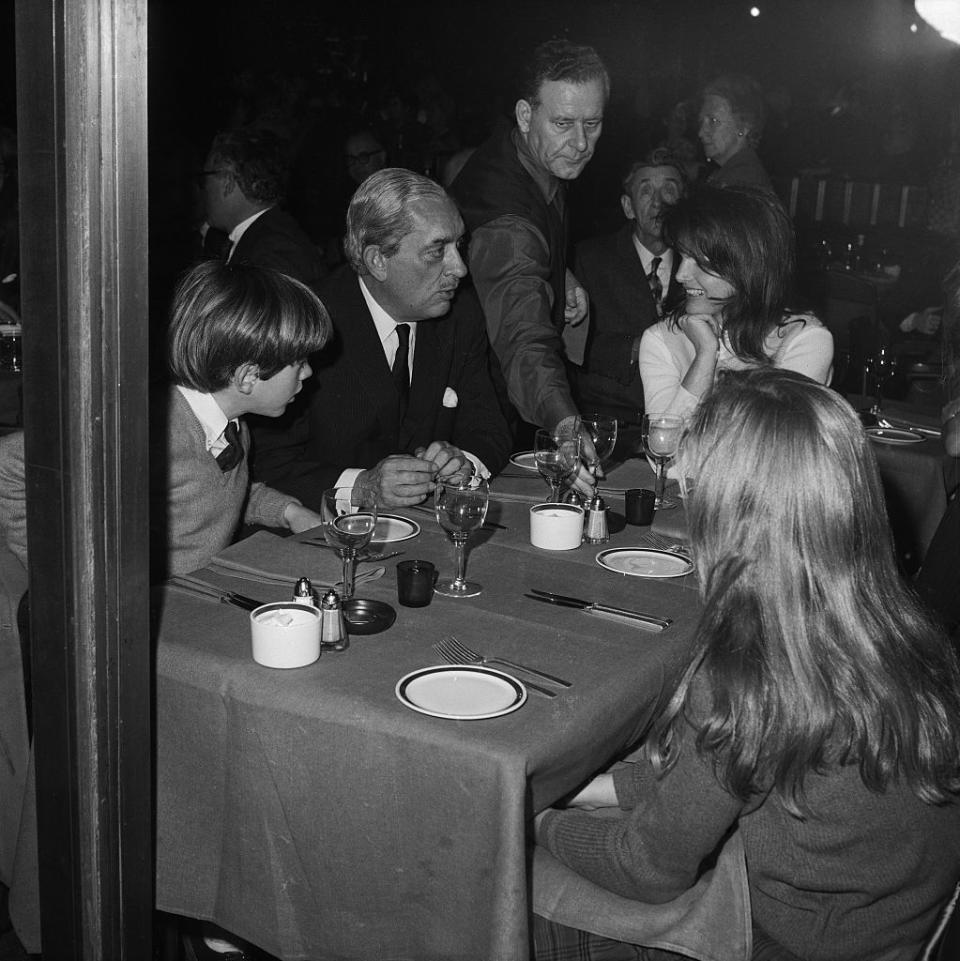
[0,260,332,579]
[151,259,330,578]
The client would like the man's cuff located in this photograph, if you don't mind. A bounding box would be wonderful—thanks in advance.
[335,468,364,490]
[464,451,490,480]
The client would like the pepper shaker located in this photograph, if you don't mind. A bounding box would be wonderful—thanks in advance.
[584,493,610,544]
[319,588,349,652]
[292,577,316,607]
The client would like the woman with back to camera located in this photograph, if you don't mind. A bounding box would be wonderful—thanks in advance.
[533,368,960,960]
[638,182,833,419]
[698,74,773,190]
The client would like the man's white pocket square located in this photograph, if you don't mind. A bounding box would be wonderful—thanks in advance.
[442,387,459,409]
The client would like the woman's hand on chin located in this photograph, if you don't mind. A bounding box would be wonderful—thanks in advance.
[679,313,721,355]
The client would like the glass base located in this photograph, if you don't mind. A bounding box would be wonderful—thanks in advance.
[654,495,679,510]
[434,579,483,598]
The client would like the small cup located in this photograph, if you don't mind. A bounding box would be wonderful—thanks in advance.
[625,488,656,526]
[396,559,437,607]
[250,602,321,668]
[530,503,585,550]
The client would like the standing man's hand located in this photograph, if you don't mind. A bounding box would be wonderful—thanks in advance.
[564,268,588,327]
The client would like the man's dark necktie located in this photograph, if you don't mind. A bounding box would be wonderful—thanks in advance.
[216,421,243,472]
[392,323,410,417]
[648,257,664,314]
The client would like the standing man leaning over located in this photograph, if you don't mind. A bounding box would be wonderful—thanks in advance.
[201,126,325,293]
[572,148,686,422]
[450,40,609,495]
[249,169,512,511]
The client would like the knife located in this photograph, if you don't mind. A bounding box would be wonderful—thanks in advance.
[526,589,672,631]
[169,577,262,612]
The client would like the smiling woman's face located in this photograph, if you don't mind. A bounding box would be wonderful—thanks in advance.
[675,252,735,318]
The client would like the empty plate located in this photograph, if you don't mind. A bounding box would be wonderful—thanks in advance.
[508,451,538,471]
[596,548,693,578]
[372,514,421,543]
[866,427,923,445]
[396,665,527,719]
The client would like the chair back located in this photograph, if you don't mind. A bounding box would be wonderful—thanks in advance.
[922,882,960,961]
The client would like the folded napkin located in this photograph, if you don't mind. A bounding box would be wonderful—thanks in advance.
[206,530,384,589]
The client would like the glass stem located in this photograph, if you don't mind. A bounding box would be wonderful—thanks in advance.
[452,536,468,589]
[654,459,666,508]
[550,480,561,503]
[341,551,356,600]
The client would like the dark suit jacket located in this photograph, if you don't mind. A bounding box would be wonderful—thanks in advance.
[571,225,680,420]
[249,267,512,510]
[231,206,325,293]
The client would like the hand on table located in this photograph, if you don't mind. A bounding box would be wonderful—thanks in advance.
[357,454,438,508]
[555,414,598,498]
[283,502,324,533]
[900,307,942,336]
[415,441,473,487]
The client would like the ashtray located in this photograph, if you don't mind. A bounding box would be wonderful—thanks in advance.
[342,598,397,635]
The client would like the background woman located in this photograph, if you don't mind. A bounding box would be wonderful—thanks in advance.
[638,183,832,419]
[534,367,960,960]
[698,74,772,189]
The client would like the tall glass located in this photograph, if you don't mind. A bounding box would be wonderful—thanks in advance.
[321,487,379,599]
[434,476,489,598]
[642,414,683,510]
[581,412,618,477]
[534,427,582,502]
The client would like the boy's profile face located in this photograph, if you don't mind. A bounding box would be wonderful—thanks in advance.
[244,359,312,417]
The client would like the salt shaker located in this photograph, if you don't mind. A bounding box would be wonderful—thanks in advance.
[584,493,610,544]
[319,589,349,652]
[561,488,583,508]
[292,577,316,607]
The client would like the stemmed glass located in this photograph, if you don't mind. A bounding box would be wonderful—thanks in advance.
[581,412,618,477]
[864,347,897,418]
[642,413,683,510]
[321,486,379,600]
[434,476,490,598]
[534,426,582,503]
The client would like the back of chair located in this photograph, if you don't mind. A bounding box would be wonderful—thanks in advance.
[914,493,960,639]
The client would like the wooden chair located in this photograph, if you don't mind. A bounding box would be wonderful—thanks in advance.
[923,882,960,961]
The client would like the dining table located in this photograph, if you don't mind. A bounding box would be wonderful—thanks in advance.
[5,447,702,961]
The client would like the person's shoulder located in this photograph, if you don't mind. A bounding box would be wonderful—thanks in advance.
[317,265,360,309]
[0,430,24,461]
[576,225,627,262]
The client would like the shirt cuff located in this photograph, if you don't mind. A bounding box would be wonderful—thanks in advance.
[464,451,490,480]
[335,468,365,490]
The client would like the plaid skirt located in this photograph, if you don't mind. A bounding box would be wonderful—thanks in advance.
[532,916,805,961]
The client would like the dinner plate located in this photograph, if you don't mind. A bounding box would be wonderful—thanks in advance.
[342,598,396,635]
[596,548,693,578]
[508,451,538,471]
[372,514,421,543]
[865,427,924,446]
[395,665,527,719]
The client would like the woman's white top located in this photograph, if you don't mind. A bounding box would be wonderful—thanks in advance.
[638,313,834,418]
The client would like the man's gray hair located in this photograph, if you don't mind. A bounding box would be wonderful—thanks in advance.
[345,168,450,274]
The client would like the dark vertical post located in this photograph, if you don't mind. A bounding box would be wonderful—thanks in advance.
[14,0,152,958]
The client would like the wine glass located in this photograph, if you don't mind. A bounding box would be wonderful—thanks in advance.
[534,427,582,503]
[581,412,618,476]
[642,413,683,510]
[321,487,379,600]
[434,476,490,598]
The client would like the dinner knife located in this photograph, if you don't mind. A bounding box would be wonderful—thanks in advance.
[169,577,262,612]
[526,589,672,631]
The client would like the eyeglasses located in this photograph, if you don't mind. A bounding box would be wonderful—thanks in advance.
[345,150,385,166]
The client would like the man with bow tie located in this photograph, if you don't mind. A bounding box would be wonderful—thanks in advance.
[570,148,687,422]
[249,168,512,510]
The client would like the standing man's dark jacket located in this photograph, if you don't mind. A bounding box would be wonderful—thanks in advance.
[248,267,512,511]
[450,126,578,431]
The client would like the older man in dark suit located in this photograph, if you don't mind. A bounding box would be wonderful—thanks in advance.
[201,127,324,293]
[571,148,686,422]
[250,168,512,511]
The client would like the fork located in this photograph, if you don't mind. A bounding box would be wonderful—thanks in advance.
[434,635,570,690]
[643,531,691,557]
[301,542,403,563]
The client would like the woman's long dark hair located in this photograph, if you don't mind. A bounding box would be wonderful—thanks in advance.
[662,184,797,364]
[650,368,960,815]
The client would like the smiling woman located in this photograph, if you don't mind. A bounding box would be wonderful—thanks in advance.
[637,183,834,420]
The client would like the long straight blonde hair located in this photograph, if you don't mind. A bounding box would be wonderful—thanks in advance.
[653,368,960,814]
